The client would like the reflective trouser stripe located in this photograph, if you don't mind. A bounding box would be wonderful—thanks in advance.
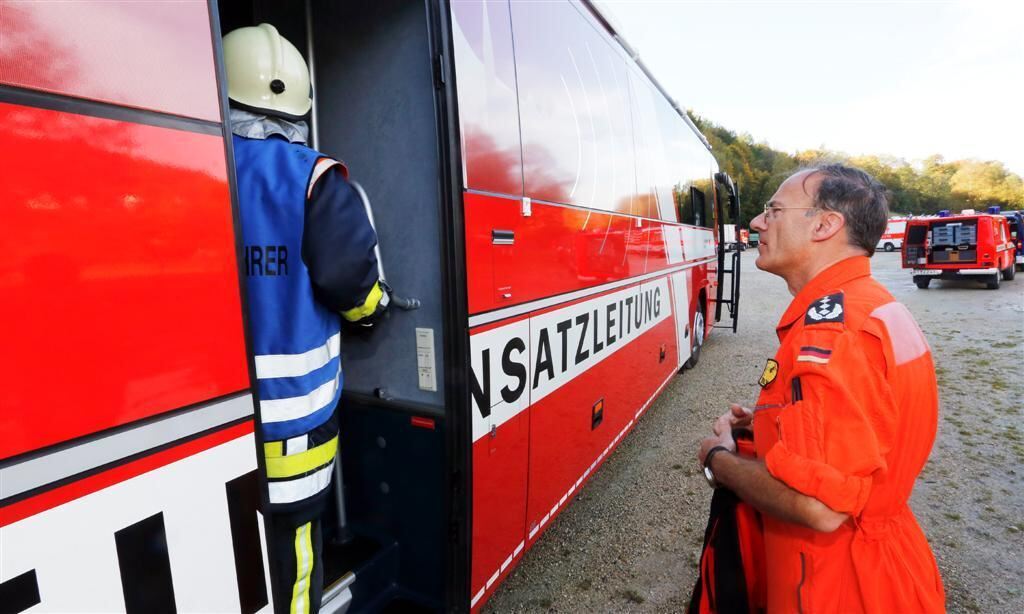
[264,436,339,479]
[267,464,334,505]
[291,522,313,614]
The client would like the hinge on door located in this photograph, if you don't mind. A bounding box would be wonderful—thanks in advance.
[433,54,447,89]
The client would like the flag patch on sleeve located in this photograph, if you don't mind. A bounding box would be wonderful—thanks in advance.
[797,346,832,364]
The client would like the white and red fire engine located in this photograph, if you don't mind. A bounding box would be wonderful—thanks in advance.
[0,2,741,612]
[903,208,1017,289]
[876,217,907,252]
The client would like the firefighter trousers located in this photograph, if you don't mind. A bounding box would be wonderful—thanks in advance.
[269,502,326,614]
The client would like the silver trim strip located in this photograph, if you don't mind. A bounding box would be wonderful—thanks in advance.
[468,257,716,328]
[0,393,254,500]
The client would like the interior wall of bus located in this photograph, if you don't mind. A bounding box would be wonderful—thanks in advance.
[218,1,449,610]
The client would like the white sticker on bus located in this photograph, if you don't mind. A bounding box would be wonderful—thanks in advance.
[470,278,670,441]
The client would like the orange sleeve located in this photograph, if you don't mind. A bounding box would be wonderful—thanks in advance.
[764,328,893,516]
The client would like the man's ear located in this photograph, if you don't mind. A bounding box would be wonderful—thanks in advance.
[811,210,846,243]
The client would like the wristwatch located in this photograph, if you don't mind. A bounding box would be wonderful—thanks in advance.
[703,445,731,488]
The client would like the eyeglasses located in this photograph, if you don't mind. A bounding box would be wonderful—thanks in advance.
[761,203,818,221]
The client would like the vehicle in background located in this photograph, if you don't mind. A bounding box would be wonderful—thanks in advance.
[748,231,760,247]
[723,223,738,251]
[1001,210,1024,271]
[877,217,907,252]
[902,209,1017,289]
[738,228,750,250]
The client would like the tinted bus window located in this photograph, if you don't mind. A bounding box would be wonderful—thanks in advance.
[0,2,219,121]
[510,1,636,212]
[451,1,524,196]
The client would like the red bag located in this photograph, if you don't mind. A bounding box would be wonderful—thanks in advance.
[688,434,765,614]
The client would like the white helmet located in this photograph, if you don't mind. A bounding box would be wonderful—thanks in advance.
[223,23,312,119]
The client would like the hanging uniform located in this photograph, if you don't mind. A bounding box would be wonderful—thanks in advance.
[751,256,945,613]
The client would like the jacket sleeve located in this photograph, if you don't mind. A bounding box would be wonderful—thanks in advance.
[763,327,894,516]
[302,162,384,320]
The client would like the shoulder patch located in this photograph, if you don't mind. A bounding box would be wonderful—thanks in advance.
[804,292,844,325]
[759,358,779,387]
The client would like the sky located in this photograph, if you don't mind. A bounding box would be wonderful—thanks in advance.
[598,0,1024,175]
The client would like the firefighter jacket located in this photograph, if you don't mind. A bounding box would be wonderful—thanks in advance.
[751,256,945,613]
[233,123,381,507]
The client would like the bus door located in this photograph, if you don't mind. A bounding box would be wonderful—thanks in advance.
[713,172,741,333]
[218,1,464,612]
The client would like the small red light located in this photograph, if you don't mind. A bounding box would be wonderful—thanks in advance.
[410,416,435,430]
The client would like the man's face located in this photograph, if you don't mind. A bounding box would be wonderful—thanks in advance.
[749,171,822,276]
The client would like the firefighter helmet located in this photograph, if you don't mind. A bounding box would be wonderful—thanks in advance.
[223,23,312,119]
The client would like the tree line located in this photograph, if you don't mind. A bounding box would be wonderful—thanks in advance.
[691,114,1024,227]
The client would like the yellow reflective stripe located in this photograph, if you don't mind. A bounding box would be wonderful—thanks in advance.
[341,281,383,322]
[265,436,338,479]
[291,522,313,614]
[264,441,284,458]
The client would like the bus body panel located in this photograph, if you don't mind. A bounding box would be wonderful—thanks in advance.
[0,3,265,610]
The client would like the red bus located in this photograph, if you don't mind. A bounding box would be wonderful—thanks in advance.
[0,1,740,612]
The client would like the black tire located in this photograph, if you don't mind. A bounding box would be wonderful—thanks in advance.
[684,303,706,370]
[914,276,931,289]
[1003,265,1016,281]
[986,273,1001,290]
[884,243,895,252]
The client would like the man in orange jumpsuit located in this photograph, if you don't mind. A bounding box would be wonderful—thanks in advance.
[698,164,945,612]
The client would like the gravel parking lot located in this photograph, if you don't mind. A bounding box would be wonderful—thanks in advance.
[484,250,1024,613]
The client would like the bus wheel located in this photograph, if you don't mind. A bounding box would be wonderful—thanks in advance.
[884,243,895,252]
[986,273,1001,290]
[1002,265,1016,281]
[914,276,931,289]
[684,306,705,370]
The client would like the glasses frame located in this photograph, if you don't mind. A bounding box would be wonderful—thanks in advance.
[761,203,819,220]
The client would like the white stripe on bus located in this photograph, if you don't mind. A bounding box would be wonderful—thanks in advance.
[468,257,715,328]
[0,393,253,500]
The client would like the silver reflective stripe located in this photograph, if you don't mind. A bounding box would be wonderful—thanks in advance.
[267,462,334,504]
[259,372,339,425]
[307,158,342,199]
[0,393,254,500]
[255,333,341,380]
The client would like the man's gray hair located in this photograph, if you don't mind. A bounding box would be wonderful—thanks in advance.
[802,163,890,256]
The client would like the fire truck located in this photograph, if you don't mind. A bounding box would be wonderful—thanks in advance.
[902,208,1017,289]
[876,217,907,252]
[0,1,741,612]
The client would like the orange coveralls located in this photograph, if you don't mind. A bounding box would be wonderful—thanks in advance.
[751,256,945,612]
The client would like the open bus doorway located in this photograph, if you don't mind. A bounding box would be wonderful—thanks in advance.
[218,2,459,612]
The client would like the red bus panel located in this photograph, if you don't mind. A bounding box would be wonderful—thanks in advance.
[0,2,220,121]
[0,103,248,460]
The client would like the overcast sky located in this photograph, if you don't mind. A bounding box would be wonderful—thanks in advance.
[598,0,1023,175]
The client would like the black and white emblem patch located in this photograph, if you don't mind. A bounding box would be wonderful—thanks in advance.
[804,292,844,324]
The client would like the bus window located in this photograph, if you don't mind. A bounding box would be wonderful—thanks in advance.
[451,1,523,196]
[679,186,707,227]
[510,1,635,212]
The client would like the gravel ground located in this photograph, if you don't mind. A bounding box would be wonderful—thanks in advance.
[483,250,1024,613]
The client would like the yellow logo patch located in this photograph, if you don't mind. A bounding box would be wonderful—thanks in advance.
[759,359,779,388]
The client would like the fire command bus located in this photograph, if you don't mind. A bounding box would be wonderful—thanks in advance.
[0,1,741,612]
[903,208,1017,289]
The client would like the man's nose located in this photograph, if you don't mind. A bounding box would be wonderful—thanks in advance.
[750,212,768,232]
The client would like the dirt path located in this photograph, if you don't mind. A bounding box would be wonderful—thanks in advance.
[483,251,1024,613]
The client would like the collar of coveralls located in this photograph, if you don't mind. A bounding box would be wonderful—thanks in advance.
[775,255,872,333]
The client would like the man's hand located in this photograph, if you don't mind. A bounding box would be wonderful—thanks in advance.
[725,403,753,429]
[698,419,736,467]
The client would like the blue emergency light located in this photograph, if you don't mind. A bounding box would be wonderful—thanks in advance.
[987,205,1001,214]
[937,210,951,217]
